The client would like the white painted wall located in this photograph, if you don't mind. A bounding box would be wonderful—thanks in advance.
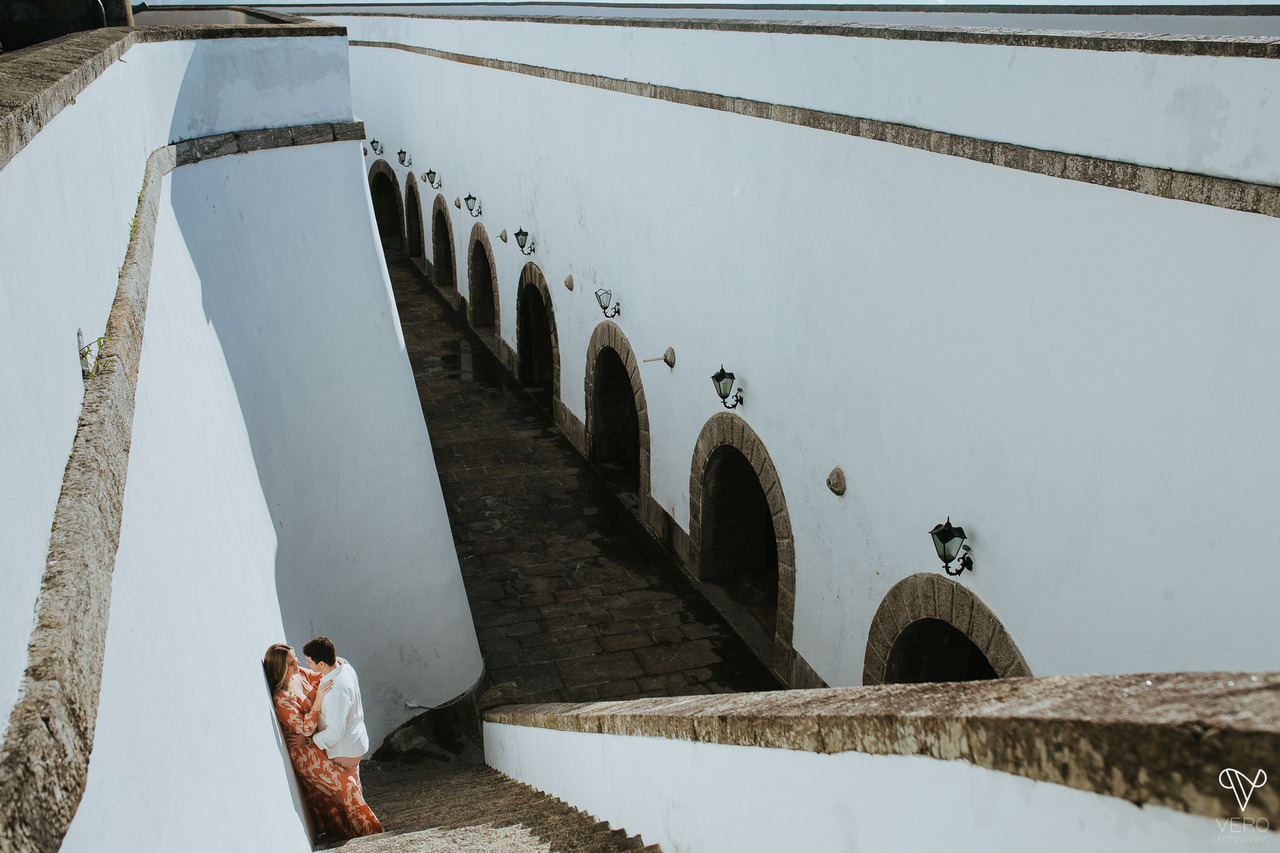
[0,31,353,744]
[4,28,484,843]
[61,172,310,853]
[342,22,1280,683]
[486,722,1273,852]
[330,14,1280,185]
[162,141,483,741]
[61,139,483,848]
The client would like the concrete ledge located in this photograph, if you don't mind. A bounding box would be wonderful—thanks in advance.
[486,671,1280,823]
[356,39,1280,217]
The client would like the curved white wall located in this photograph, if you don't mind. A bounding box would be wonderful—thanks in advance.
[341,20,1280,683]
[485,722,1256,852]
[4,27,483,845]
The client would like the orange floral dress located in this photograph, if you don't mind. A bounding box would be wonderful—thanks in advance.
[273,669,384,840]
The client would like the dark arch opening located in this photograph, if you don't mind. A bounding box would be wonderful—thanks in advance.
[700,445,778,635]
[432,207,455,291]
[370,172,401,247]
[590,346,640,497]
[884,618,998,684]
[406,185,424,259]
[468,240,496,330]
[517,282,554,408]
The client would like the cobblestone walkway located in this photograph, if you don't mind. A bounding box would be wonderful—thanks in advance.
[387,247,777,703]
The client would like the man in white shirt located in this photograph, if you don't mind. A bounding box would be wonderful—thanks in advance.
[302,636,370,781]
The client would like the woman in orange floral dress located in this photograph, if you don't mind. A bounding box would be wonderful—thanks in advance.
[263,643,384,841]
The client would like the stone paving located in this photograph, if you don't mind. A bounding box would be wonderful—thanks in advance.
[386,247,778,704]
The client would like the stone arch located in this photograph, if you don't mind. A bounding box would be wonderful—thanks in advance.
[689,412,797,685]
[465,222,499,333]
[585,321,650,502]
[367,159,403,248]
[404,173,424,259]
[515,262,560,403]
[430,193,456,292]
[863,573,1032,686]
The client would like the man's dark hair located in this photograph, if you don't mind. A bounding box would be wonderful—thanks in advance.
[303,636,336,666]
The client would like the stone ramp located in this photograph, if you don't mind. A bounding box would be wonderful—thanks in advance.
[386,246,778,704]
[331,761,658,853]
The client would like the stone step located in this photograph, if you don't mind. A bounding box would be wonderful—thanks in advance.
[331,760,658,853]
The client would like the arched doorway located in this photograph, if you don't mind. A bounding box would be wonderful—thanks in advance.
[367,160,402,249]
[466,224,497,332]
[405,177,424,260]
[431,195,455,292]
[689,412,805,686]
[863,573,1031,686]
[590,347,640,491]
[516,263,558,410]
[699,445,778,636]
[585,322,650,511]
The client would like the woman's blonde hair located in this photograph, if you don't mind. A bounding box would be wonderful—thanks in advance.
[263,643,294,694]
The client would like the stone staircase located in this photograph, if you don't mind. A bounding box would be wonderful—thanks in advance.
[330,751,658,853]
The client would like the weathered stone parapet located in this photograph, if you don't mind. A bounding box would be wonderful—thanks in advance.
[358,38,1280,220]
[345,10,1280,60]
[486,671,1280,823]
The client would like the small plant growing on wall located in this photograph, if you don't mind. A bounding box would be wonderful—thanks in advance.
[78,332,117,378]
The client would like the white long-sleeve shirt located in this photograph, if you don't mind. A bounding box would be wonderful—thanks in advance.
[311,662,370,760]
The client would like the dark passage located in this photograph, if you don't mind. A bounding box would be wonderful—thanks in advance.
[884,618,998,684]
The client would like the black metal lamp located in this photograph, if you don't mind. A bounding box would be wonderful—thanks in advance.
[929,517,973,576]
[594,288,621,318]
[465,194,482,217]
[370,139,384,155]
[515,228,536,255]
[711,365,743,409]
[423,170,442,189]
[397,149,412,167]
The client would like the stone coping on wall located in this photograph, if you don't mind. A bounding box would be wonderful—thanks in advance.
[486,671,1280,823]
[356,38,1280,216]
[315,6,1280,58]
[0,17,348,173]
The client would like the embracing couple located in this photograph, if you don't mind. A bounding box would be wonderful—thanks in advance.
[263,637,384,842]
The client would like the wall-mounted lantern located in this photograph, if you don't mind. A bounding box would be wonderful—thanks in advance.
[929,517,973,576]
[370,139,384,156]
[515,228,536,255]
[423,170,442,189]
[397,149,413,167]
[464,194,482,217]
[711,365,743,409]
[595,288,621,318]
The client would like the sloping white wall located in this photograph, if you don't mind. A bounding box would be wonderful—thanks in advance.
[165,141,483,740]
[341,20,1280,683]
[4,26,483,843]
[60,168,310,853]
[61,139,483,849]
[0,32,351,745]
[485,722,1267,852]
